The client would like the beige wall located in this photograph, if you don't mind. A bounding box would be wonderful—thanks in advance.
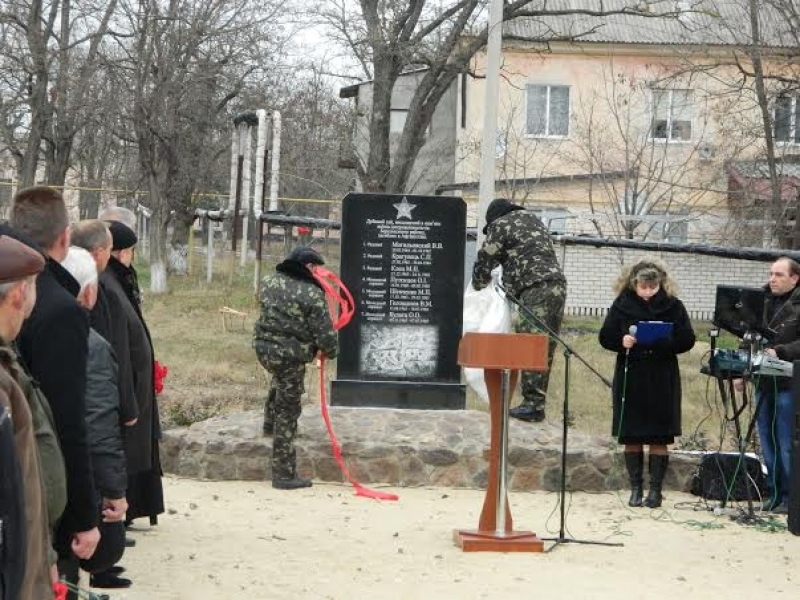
[456,41,792,243]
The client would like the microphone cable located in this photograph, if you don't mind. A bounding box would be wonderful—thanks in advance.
[616,324,637,442]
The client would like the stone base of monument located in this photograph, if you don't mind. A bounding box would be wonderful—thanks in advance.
[330,379,466,410]
[159,406,701,492]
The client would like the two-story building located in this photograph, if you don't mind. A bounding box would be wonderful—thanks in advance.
[342,1,800,245]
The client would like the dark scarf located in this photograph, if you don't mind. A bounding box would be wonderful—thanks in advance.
[276,259,324,291]
[107,256,143,316]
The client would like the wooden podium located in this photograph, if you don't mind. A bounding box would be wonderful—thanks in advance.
[454,332,549,552]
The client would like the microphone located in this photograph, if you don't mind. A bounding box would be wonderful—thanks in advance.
[626,324,637,355]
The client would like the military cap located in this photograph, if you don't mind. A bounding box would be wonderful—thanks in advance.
[108,220,138,250]
[483,198,525,234]
[287,246,325,266]
[0,234,45,284]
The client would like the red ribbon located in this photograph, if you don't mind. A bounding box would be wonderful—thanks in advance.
[312,266,399,502]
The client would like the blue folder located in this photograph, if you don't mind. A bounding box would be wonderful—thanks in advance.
[636,321,673,345]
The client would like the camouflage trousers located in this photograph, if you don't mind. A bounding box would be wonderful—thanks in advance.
[515,280,566,410]
[259,356,306,479]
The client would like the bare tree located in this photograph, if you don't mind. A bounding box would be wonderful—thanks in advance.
[671,0,800,247]
[115,0,289,293]
[0,0,118,187]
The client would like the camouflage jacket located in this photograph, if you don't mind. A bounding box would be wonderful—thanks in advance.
[253,260,339,363]
[472,210,565,298]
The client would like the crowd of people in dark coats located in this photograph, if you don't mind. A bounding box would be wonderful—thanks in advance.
[0,186,163,599]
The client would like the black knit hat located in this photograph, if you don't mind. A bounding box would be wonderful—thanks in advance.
[107,220,137,250]
[483,198,524,234]
[287,246,325,266]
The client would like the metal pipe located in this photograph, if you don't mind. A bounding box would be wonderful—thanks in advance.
[476,0,504,253]
[268,111,281,212]
[240,120,253,267]
[206,216,214,283]
[495,368,511,536]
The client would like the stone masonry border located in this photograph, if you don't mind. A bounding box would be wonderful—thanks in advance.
[161,407,706,493]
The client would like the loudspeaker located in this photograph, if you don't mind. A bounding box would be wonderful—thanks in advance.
[789,362,800,535]
[690,452,764,502]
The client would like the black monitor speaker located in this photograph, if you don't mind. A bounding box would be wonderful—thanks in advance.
[712,285,771,340]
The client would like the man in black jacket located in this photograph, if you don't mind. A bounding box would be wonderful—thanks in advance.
[11,186,100,593]
[755,257,800,513]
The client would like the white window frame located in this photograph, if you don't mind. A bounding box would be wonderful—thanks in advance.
[650,89,694,143]
[528,207,570,235]
[525,85,571,138]
[773,95,800,145]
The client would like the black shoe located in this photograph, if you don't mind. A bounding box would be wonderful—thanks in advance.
[272,476,313,490]
[106,566,126,575]
[124,536,136,547]
[90,572,132,589]
[509,405,546,423]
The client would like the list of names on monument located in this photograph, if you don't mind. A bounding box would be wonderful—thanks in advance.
[361,219,443,325]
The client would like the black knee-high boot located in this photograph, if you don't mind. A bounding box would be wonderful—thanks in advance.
[624,451,644,507]
[644,454,669,508]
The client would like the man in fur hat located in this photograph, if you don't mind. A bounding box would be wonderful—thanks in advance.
[472,198,567,423]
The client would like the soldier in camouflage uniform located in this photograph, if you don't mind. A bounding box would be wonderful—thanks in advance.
[253,246,338,489]
[472,198,567,423]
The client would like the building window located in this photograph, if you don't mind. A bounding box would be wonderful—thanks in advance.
[529,207,569,235]
[390,110,408,133]
[774,96,800,143]
[651,89,693,141]
[526,85,570,137]
[390,109,431,136]
[650,210,689,243]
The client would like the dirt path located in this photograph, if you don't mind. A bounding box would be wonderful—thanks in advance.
[100,476,798,600]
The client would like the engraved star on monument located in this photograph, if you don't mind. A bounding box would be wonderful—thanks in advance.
[393,196,416,220]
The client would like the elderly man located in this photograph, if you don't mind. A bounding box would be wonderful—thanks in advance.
[62,246,131,588]
[11,186,100,591]
[0,233,56,599]
[72,220,138,428]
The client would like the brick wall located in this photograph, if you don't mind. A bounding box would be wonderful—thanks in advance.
[557,242,769,321]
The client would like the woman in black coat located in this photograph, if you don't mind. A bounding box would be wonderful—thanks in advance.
[599,260,695,508]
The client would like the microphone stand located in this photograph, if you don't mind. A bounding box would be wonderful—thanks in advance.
[495,282,621,550]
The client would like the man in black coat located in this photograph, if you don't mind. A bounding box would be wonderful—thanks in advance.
[71,219,138,428]
[11,186,100,592]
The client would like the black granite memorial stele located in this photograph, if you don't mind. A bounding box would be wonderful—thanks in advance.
[331,192,467,409]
